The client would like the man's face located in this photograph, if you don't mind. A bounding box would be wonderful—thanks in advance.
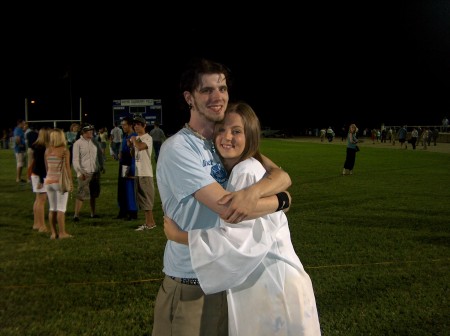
[190,73,229,123]
[82,130,94,140]
[121,121,132,133]
[133,122,145,133]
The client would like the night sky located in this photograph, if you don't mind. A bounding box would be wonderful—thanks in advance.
[3,2,450,135]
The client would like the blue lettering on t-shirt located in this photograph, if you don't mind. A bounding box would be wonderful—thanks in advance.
[211,163,228,185]
[202,159,214,167]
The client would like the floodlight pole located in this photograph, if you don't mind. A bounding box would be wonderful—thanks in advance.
[25,98,28,122]
[70,73,73,121]
[79,98,82,123]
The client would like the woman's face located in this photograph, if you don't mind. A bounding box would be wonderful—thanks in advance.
[215,112,245,166]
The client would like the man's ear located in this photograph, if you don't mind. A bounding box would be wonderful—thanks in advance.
[183,91,192,106]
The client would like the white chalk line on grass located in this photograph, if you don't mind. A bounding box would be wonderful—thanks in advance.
[307,258,450,269]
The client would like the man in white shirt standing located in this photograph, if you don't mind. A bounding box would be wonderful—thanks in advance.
[130,116,156,230]
[72,124,103,221]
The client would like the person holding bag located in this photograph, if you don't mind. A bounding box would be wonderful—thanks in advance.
[45,128,73,239]
[342,123,359,176]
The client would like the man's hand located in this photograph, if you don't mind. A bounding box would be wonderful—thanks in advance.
[218,188,260,223]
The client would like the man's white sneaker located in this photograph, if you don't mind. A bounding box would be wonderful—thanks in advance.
[135,224,156,231]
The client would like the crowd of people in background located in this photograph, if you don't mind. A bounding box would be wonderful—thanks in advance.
[361,125,441,149]
[316,123,444,150]
[8,117,165,238]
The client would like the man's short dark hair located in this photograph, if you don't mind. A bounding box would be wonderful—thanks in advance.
[122,116,134,126]
[179,58,232,94]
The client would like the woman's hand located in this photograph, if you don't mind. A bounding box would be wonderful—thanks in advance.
[164,215,181,240]
[163,215,188,245]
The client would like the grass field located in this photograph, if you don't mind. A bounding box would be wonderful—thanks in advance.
[1,138,449,335]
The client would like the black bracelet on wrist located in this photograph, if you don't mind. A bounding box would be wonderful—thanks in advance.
[276,192,290,211]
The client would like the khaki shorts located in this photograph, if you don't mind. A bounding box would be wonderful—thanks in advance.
[76,172,100,201]
[152,276,228,336]
[15,152,25,168]
[135,176,154,210]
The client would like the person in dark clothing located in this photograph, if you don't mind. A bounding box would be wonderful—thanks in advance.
[26,124,38,179]
[116,117,138,220]
[398,125,408,149]
[432,127,439,146]
[343,124,359,175]
[30,127,51,232]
